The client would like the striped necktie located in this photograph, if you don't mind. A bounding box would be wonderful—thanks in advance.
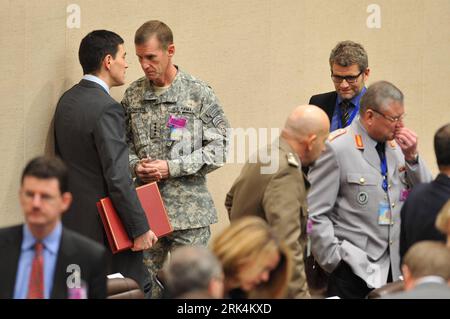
[340,100,352,127]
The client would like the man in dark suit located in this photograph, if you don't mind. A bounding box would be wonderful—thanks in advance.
[382,241,450,299]
[309,41,370,131]
[0,156,107,299]
[54,30,157,293]
[400,123,450,259]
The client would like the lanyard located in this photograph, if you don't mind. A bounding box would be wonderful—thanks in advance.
[336,103,359,128]
[379,149,388,192]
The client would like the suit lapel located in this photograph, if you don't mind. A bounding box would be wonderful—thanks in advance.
[0,225,23,298]
[51,228,75,299]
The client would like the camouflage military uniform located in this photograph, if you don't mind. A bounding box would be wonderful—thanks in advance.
[122,67,229,298]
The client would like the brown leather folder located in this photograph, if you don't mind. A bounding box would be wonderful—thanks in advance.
[97,182,173,254]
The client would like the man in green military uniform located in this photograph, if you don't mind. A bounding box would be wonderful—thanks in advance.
[225,105,330,298]
[122,20,229,298]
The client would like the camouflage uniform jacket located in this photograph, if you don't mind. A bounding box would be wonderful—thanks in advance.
[122,68,230,230]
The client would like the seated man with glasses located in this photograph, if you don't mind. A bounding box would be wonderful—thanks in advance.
[309,40,370,131]
[307,81,432,299]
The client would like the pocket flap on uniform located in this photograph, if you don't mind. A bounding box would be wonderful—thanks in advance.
[347,173,377,185]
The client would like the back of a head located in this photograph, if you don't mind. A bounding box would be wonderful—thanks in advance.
[134,20,173,49]
[212,216,292,298]
[360,80,404,114]
[163,245,222,298]
[434,123,450,169]
[403,241,450,280]
[21,156,68,194]
[78,30,123,75]
[436,200,450,235]
[283,104,329,140]
[329,40,368,71]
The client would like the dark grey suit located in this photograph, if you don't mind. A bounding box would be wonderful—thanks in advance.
[0,225,107,299]
[381,281,450,299]
[54,79,150,290]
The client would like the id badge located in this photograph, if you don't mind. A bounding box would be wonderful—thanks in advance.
[169,127,183,141]
[377,202,392,225]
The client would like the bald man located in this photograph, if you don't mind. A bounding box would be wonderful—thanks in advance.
[225,105,330,298]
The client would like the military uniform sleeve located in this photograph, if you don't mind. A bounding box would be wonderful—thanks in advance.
[167,86,230,177]
[121,92,141,178]
[93,102,149,239]
[404,156,433,186]
[262,166,309,298]
[307,142,342,273]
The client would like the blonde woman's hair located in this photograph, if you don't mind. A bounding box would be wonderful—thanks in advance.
[436,199,450,234]
[212,216,292,298]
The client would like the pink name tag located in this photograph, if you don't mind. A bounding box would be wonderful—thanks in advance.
[167,115,187,128]
[400,189,410,202]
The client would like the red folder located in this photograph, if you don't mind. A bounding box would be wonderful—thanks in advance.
[96,182,173,254]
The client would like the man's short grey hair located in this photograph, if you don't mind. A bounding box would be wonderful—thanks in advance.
[360,80,404,114]
[403,241,450,280]
[163,245,223,297]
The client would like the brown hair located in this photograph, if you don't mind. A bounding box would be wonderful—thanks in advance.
[134,20,173,49]
[329,40,368,72]
[403,241,450,280]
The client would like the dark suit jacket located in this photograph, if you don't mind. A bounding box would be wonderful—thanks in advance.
[54,79,150,289]
[309,91,337,123]
[399,173,449,259]
[0,225,107,299]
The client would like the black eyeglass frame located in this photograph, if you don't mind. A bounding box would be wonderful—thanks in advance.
[330,70,364,84]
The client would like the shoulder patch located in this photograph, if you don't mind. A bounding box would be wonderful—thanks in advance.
[328,128,347,141]
[287,153,299,167]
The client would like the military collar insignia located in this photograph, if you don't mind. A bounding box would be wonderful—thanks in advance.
[388,140,396,149]
[287,153,299,167]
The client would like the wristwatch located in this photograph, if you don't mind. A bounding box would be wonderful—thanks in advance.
[406,153,419,165]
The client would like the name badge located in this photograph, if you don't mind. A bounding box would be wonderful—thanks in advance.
[169,127,184,141]
[377,202,391,225]
[167,115,187,128]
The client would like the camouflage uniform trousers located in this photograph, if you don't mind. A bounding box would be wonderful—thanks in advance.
[143,226,211,299]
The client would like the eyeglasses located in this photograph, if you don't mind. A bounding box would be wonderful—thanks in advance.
[370,108,406,123]
[331,70,363,84]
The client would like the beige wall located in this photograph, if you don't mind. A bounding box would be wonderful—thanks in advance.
[1,0,449,239]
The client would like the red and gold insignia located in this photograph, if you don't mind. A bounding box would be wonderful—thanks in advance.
[354,134,364,149]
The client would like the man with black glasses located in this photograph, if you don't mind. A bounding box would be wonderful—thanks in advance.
[307,81,431,298]
[309,40,370,131]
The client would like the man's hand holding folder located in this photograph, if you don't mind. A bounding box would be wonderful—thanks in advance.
[132,230,158,251]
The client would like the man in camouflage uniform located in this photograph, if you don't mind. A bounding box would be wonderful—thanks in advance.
[122,20,229,298]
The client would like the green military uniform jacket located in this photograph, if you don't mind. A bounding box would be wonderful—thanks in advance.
[226,137,310,298]
[122,68,230,230]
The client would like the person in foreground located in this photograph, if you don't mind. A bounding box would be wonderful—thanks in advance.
[212,216,292,299]
[381,241,450,299]
[0,156,107,299]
